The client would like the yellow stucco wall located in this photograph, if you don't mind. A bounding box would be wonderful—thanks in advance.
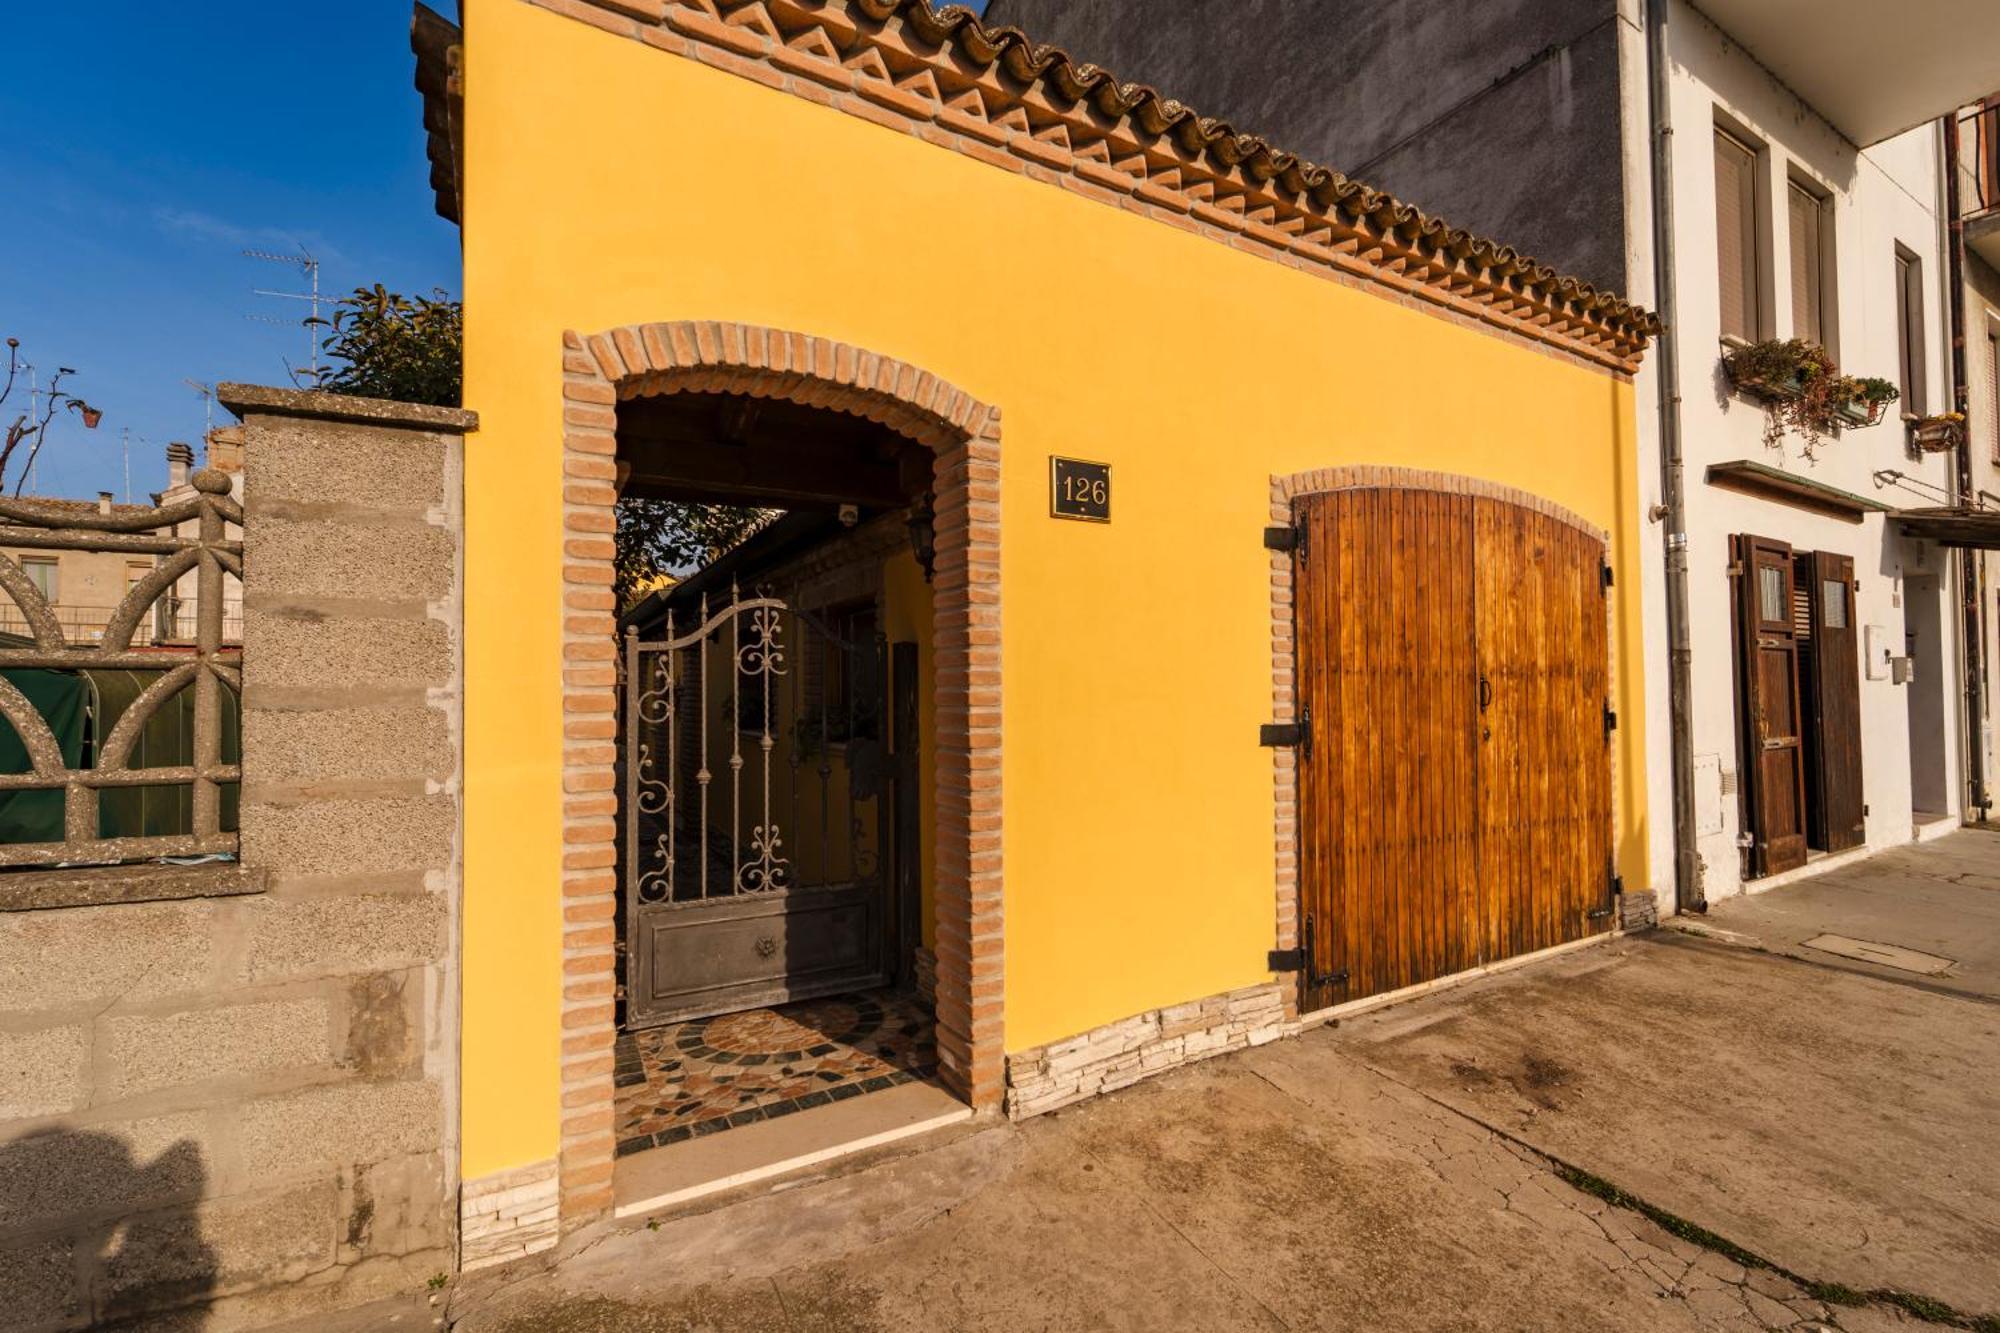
[458,0,1651,1180]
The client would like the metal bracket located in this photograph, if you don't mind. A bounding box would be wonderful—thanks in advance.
[1589,873,1622,920]
[1260,703,1312,758]
[1274,914,1349,990]
[1264,523,1307,563]
[1601,561,1614,592]
[1604,704,1618,734]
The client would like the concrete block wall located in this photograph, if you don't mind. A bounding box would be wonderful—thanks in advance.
[0,387,472,1333]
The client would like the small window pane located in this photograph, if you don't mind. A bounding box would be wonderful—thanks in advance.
[1821,579,1848,629]
[22,559,57,602]
[1758,564,1785,621]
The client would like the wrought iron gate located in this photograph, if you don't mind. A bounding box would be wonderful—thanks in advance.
[620,588,894,1028]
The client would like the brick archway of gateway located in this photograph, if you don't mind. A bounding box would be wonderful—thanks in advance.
[554,321,1003,1225]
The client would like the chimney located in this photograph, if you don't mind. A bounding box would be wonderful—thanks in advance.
[204,425,246,476]
[97,491,113,515]
[166,441,194,490]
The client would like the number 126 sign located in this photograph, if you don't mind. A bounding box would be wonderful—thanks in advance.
[1050,457,1111,522]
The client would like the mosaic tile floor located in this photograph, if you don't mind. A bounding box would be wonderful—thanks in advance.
[614,988,937,1156]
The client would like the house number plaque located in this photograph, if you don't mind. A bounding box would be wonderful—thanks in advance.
[1050,456,1111,522]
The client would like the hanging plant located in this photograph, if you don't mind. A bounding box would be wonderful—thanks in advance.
[1831,376,1899,428]
[1722,341,1895,459]
[1723,338,1830,402]
[1910,412,1966,454]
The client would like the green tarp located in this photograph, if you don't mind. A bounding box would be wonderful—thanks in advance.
[0,669,88,844]
[0,668,240,847]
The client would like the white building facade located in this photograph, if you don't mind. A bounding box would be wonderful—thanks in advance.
[1626,1,1973,909]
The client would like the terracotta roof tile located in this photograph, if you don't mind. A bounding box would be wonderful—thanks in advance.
[426,0,1662,366]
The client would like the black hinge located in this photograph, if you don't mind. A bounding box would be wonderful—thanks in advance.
[1604,703,1618,734]
[1601,560,1614,593]
[1272,915,1348,988]
[1264,522,1307,562]
[1260,703,1312,758]
[1588,873,1622,920]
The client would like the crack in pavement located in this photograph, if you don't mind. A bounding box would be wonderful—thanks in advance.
[1338,1050,1997,1331]
[1076,1137,1296,1332]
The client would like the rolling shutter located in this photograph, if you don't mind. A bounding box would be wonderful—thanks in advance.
[1715,130,1760,342]
[1787,182,1824,346]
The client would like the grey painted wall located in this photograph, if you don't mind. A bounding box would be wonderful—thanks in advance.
[984,0,1631,292]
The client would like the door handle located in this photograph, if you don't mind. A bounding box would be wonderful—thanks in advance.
[1478,675,1493,711]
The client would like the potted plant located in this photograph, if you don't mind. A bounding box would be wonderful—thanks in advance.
[1910,412,1966,453]
[1831,376,1898,427]
[1723,338,1831,401]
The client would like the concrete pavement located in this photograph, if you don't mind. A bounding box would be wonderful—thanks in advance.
[1675,828,2000,1001]
[440,835,2000,1333]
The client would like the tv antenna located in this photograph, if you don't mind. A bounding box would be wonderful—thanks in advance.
[244,246,325,382]
[183,379,216,436]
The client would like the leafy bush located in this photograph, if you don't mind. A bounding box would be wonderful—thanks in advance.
[316,285,462,408]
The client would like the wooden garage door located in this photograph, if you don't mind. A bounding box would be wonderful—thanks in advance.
[1294,487,1615,1011]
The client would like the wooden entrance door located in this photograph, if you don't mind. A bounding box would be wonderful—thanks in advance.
[1294,488,1614,1011]
[1731,535,1808,876]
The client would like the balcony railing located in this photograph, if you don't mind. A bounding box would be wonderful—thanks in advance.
[0,602,243,648]
[0,473,243,867]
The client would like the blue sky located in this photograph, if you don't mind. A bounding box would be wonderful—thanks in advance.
[0,2,996,504]
[0,3,463,502]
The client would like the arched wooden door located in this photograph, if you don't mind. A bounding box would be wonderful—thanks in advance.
[1293,486,1614,1011]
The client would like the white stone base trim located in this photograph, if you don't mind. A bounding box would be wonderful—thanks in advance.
[1004,983,1287,1120]
[460,1158,559,1272]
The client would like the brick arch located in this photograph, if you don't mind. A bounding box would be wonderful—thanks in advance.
[554,321,1003,1226]
[1264,465,1617,1017]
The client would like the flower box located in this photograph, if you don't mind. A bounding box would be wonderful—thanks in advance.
[1911,415,1966,453]
[1832,397,1889,428]
[1725,362,1811,403]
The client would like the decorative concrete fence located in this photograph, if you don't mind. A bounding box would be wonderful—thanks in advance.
[0,387,469,1332]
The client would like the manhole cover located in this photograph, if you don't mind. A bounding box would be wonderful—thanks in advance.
[1802,934,1955,975]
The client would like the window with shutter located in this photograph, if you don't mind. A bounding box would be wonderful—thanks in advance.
[1787,182,1826,346]
[1988,329,1998,461]
[1715,129,1762,342]
[1896,249,1927,416]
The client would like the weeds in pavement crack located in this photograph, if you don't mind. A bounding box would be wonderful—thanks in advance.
[1554,1164,1997,1330]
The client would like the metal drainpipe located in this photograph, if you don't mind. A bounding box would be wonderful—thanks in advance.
[1942,113,1991,821]
[1647,0,1704,910]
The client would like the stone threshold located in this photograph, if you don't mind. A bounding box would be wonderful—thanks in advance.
[612,1078,969,1220]
[1295,929,1620,1030]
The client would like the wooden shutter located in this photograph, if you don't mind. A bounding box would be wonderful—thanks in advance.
[1803,552,1864,852]
[1787,183,1824,346]
[1988,330,1999,461]
[1715,130,1760,341]
[1732,534,1807,876]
